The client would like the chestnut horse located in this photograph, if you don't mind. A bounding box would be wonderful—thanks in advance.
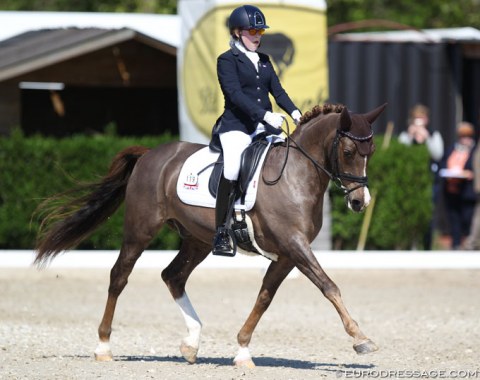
[35,103,386,368]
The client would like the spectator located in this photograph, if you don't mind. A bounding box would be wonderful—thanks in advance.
[399,104,444,249]
[439,122,476,250]
[465,138,480,250]
[398,104,444,162]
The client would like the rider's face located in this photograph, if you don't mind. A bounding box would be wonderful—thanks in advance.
[239,29,263,51]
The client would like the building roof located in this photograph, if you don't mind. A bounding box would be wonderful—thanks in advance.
[0,11,180,83]
[0,11,180,47]
[0,27,176,82]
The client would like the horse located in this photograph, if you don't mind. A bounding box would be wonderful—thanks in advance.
[34,102,386,368]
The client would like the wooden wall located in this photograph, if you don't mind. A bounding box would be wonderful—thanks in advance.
[0,40,178,136]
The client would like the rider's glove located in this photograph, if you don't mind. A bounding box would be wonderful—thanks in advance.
[291,109,302,125]
[264,111,285,129]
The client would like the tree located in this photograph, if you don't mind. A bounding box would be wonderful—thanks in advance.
[0,0,177,13]
[1,0,479,30]
[326,0,480,30]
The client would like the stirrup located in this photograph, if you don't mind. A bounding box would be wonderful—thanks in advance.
[212,228,235,257]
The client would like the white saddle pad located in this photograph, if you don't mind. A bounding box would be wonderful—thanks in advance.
[176,145,270,210]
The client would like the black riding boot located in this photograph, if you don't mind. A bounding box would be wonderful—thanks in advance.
[212,175,237,256]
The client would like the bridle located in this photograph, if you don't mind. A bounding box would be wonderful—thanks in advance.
[263,119,373,196]
[329,129,373,194]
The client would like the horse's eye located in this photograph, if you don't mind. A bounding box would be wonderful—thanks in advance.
[344,149,353,158]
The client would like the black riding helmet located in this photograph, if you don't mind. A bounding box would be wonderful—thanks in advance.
[228,5,269,31]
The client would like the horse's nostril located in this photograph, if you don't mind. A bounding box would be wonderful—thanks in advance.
[351,199,363,211]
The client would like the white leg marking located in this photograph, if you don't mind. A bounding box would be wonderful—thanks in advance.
[234,346,252,363]
[94,341,112,356]
[176,293,202,348]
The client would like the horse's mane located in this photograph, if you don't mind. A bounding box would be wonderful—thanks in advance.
[298,103,346,126]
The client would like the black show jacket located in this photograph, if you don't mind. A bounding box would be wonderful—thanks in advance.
[216,46,297,135]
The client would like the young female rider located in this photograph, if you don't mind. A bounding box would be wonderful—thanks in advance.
[212,4,302,256]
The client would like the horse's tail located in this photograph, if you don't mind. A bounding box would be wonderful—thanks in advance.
[34,145,150,267]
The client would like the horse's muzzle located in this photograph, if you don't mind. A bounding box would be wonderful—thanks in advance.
[347,186,371,212]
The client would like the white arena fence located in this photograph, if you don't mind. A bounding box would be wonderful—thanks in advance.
[1,250,480,269]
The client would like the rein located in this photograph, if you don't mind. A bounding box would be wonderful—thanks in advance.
[262,119,371,195]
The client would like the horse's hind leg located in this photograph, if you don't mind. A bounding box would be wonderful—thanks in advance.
[161,237,211,364]
[94,239,150,361]
[234,256,295,368]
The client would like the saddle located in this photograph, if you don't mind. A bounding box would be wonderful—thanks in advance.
[208,133,269,199]
[208,132,270,255]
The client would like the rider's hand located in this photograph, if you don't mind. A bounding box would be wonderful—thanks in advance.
[264,111,285,129]
[291,109,302,125]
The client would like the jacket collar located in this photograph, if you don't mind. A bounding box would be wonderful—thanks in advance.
[230,44,256,74]
[231,43,241,56]
[230,43,268,75]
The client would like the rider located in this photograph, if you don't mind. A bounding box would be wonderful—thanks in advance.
[212,4,302,256]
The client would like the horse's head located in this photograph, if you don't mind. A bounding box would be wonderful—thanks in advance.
[332,103,387,212]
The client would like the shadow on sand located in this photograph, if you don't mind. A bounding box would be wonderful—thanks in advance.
[114,354,376,371]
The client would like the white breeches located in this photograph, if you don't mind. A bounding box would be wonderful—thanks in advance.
[219,131,252,181]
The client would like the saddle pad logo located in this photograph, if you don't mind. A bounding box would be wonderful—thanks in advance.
[183,173,199,190]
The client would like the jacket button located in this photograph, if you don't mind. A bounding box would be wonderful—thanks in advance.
[256,75,260,79]
[257,99,261,102]
[257,87,260,91]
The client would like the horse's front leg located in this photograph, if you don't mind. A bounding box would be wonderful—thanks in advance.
[291,239,378,354]
[234,256,295,368]
[161,237,212,364]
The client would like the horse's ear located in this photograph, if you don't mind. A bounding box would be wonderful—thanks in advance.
[364,103,387,124]
[340,106,352,131]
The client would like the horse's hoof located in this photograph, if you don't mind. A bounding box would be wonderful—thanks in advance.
[180,342,198,364]
[353,339,379,355]
[94,352,113,361]
[234,358,256,369]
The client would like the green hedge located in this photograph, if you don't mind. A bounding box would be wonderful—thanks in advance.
[330,137,433,250]
[0,130,180,250]
[0,132,433,250]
